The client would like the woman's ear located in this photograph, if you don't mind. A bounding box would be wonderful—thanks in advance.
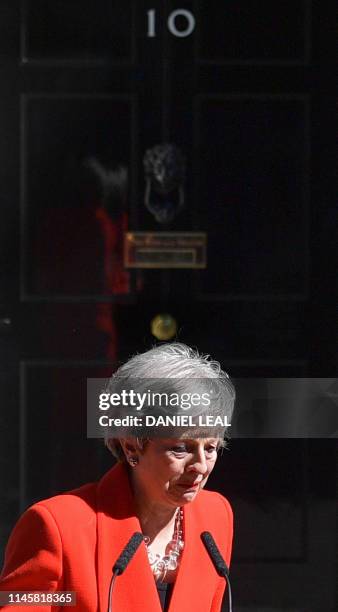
[118,437,139,462]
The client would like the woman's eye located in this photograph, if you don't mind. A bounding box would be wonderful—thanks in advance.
[170,445,217,455]
[206,446,217,453]
[170,446,187,454]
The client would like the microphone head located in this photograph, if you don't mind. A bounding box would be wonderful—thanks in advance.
[201,531,230,578]
[113,532,144,575]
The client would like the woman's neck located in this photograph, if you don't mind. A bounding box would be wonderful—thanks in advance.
[128,470,178,541]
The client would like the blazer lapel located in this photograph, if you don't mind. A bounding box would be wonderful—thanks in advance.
[96,463,162,612]
[168,501,220,612]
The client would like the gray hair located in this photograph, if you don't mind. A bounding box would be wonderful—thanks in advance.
[105,343,235,461]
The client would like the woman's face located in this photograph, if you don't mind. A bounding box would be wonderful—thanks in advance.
[130,437,220,509]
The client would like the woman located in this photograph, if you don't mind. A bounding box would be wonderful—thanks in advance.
[0,343,235,611]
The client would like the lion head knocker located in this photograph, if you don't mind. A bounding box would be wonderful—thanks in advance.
[143,143,186,224]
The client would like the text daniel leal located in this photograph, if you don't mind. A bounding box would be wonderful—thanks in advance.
[99,414,231,427]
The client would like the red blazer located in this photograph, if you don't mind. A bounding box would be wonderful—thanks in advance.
[0,463,233,611]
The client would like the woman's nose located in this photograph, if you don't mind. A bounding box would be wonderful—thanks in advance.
[187,450,208,475]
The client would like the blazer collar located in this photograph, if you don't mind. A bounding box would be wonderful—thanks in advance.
[96,463,216,612]
[96,462,161,612]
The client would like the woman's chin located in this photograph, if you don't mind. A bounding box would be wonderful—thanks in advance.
[180,491,198,502]
[171,487,200,503]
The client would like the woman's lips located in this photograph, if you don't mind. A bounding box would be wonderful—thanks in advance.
[177,481,201,489]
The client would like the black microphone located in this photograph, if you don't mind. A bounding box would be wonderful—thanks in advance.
[201,531,232,612]
[108,532,144,612]
[112,532,144,575]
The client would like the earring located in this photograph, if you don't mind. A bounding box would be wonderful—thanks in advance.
[128,456,138,467]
